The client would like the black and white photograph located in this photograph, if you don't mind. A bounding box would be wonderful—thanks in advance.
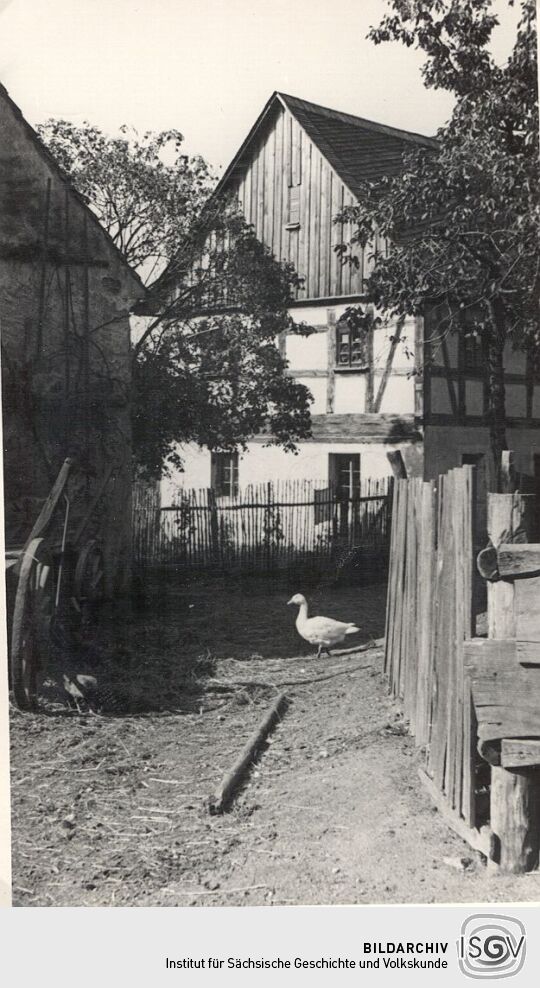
[0,0,539,918]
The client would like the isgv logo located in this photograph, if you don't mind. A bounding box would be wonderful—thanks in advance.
[457,914,526,979]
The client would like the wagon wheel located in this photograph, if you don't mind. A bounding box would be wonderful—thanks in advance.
[11,537,54,711]
[74,540,105,606]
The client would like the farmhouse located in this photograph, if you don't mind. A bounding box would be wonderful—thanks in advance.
[156,92,540,507]
[0,83,143,593]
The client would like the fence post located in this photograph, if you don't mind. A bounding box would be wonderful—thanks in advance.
[266,482,272,572]
[207,488,220,566]
[486,469,540,873]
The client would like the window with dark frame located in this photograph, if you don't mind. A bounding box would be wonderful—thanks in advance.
[210,452,239,498]
[329,453,361,500]
[335,314,369,368]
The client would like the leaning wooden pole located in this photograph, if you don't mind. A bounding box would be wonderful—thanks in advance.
[486,457,540,872]
[208,692,289,814]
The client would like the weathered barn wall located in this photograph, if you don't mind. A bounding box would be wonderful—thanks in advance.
[0,86,142,593]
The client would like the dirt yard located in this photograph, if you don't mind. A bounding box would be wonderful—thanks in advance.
[9,577,540,906]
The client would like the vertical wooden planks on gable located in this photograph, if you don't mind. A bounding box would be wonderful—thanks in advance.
[308,146,321,301]
[273,109,284,264]
[323,168,332,298]
[256,139,265,246]
[297,130,309,297]
[263,123,275,255]
[330,174,342,298]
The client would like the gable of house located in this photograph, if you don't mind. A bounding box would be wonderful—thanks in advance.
[213,92,437,302]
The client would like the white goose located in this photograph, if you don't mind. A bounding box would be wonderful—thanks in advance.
[287,593,360,657]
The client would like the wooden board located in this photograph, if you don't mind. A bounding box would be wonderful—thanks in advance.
[497,544,540,578]
[515,576,540,643]
[501,739,540,769]
[465,638,540,746]
[418,768,493,858]
[516,641,540,665]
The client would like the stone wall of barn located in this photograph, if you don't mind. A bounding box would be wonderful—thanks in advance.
[0,86,141,593]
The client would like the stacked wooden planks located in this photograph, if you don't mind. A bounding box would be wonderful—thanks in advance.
[384,465,476,827]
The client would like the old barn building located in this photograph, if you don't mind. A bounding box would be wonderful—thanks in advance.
[0,83,143,592]
[156,92,540,503]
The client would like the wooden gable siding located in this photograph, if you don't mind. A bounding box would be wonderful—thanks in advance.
[234,106,368,302]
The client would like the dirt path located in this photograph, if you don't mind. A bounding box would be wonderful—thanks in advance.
[9,580,540,906]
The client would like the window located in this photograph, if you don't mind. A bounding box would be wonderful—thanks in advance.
[329,453,361,500]
[336,314,369,368]
[211,452,239,498]
[463,333,484,372]
[286,186,300,227]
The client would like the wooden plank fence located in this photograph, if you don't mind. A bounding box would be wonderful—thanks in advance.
[133,477,391,576]
[384,466,478,828]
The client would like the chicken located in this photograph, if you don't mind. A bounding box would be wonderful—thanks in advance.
[287,593,360,657]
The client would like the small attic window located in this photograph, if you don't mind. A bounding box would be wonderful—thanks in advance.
[286,186,300,228]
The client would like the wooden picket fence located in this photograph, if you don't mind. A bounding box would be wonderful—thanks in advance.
[384,465,481,829]
[133,477,392,577]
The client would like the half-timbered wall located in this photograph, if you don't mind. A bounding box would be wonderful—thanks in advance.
[424,305,540,484]
[283,302,416,416]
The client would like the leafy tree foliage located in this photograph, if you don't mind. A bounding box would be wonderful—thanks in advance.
[132,204,313,478]
[37,119,213,282]
[37,122,313,478]
[339,0,538,483]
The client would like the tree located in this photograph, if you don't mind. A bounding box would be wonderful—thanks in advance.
[37,119,213,283]
[38,123,314,478]
[132,203,313,478]
[338,0,539,485]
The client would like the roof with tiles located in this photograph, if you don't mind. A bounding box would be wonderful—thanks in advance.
[277,92,438,198]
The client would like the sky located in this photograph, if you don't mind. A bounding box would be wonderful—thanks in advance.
[0,0,523,175]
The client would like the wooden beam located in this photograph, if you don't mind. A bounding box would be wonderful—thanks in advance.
[440,336,459,417]
[486,493,533,639]
[414,315,424,421]
[484,482,540,874]
[386,450,407,479]
[373,317,403,414]
[490,766,540,872]
[15,457,74,573]
[418,769,494,858]
[501,450,516,493]
[477,544,500,581]
[208,692,289,813]
[464,638,540,750]
[501,739,540,769]
[365,310,374,412]
[495,544,540,578]
[515,576,540,643]
[516,641,540,665]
